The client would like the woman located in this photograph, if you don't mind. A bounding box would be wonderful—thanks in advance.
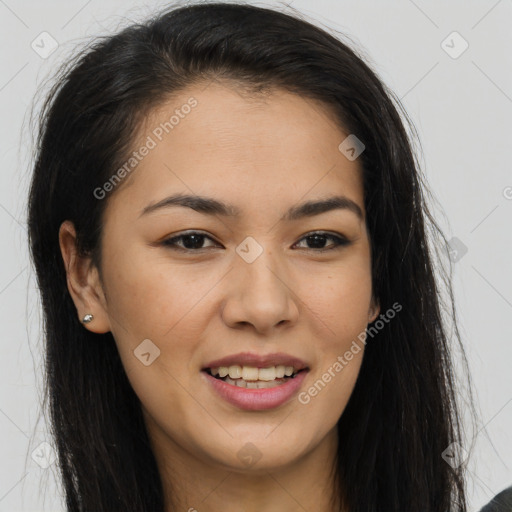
[27,2,481,510]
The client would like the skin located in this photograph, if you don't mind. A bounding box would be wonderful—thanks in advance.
[59,80,380,512]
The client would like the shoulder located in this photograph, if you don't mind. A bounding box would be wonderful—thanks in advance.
[479,485,512,512]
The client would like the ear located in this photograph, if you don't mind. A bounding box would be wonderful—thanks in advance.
[58,220,111,333]
[368,295,380,324]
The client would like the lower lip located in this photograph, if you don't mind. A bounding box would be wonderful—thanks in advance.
[202,370,308,411]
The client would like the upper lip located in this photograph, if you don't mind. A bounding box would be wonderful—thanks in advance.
[202,352,309,371]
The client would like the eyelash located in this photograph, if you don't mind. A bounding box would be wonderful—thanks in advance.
[161,230,350,253]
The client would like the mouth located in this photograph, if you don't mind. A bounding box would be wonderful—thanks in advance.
[201,352,310,410]
[203,365,307,389]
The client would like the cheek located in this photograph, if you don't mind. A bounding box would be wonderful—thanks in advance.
[105,284,199,432]
[102,244,213,336]
[301,260,373,337]
[295,257,371,420]
[100,250,206,392]
[294,347,363,450]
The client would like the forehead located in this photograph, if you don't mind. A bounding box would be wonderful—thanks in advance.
[103,81,365,223]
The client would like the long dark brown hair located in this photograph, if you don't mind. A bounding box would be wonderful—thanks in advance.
[27,2,474,510]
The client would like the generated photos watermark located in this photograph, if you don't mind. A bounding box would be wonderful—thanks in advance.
[298,301,402,405]
[93,97,198,200]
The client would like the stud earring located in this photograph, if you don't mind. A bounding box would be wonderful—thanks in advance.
[82,314,94,324]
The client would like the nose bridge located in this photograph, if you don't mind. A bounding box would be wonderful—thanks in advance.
[242,247,284,294]
[238,239,289,302]
[222,237,299,332]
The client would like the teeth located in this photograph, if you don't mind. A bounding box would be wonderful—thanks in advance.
[209,365,300,381]
[235,378,247,388]
[228,365,242,379]
[242,366,259,381]
[224,376,283,389]
[258,367,276,381]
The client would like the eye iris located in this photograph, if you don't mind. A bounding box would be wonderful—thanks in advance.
[306,234,328,249]
[181,234,205,249]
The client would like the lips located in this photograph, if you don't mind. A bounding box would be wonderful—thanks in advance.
[201,351,310,410]
[202,366,309,410]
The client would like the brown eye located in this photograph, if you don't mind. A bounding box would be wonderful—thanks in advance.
[162,231,219,251]
[294,232,350,252]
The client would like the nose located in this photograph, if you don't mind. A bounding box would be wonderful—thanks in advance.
[221,249,300,335]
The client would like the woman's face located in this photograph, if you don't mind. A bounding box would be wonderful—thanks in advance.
[62,81,379,474]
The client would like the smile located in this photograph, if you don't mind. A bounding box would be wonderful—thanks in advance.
[202,366,309,410]
[207,364,301,388]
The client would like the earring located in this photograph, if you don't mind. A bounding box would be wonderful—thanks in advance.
[82,314,94,324]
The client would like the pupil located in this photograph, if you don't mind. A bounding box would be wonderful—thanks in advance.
[307,234,326,249]
[183,234,204,249]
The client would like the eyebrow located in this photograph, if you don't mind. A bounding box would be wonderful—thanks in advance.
[139,193,364,221]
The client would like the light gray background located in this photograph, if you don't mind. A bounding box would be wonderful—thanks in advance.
[1,1,511,510]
